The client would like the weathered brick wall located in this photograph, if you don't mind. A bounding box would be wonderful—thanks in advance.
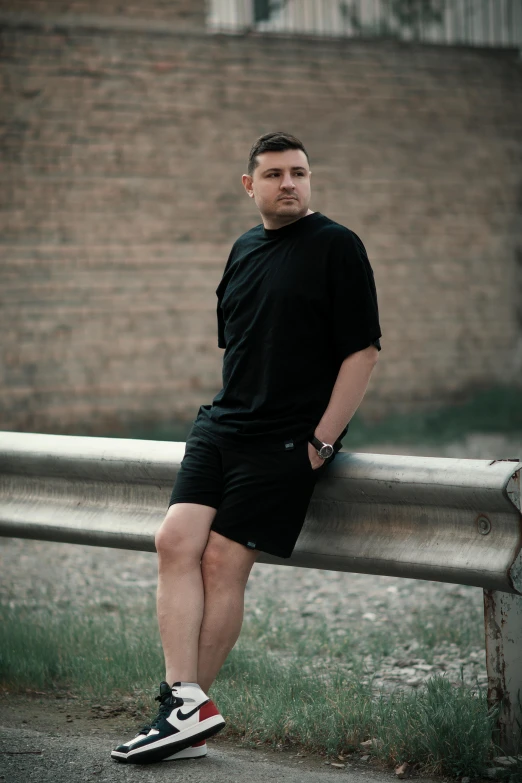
[1,11,521,435]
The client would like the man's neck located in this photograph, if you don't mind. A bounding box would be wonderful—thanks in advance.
[262,209,314,231]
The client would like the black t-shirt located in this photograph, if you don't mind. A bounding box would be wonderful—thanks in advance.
[194,212,381,451]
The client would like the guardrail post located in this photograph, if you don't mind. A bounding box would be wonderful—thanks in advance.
[484,590,522,755]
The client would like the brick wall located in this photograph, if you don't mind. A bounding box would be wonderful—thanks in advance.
[1,10,521,435]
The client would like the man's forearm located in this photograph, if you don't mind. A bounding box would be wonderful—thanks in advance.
[314,345,379,445]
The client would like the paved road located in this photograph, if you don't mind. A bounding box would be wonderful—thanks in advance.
[0,724,437,783]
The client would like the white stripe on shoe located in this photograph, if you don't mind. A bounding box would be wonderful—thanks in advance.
[163,742,207,761]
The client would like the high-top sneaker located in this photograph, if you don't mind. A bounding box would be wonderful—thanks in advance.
[111,683,225,764]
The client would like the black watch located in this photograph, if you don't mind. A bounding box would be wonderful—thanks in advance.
[309,435,334,460]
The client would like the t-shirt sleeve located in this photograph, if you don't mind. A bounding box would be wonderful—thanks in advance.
[215,246,235,349]
[328,230,382,363]
[217,302,226,349]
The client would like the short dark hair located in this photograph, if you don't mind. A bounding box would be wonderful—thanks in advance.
[247,132,310,176]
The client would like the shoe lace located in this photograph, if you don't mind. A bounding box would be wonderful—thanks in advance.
[135,687,184,736]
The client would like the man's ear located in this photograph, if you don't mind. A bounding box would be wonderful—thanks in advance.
[242,174,255,199]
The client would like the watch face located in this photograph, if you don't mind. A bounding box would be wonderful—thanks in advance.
[319,444,334,459]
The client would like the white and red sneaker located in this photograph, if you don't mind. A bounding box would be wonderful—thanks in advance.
[111,683,224,764]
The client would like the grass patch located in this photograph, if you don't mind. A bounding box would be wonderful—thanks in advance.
[408,601,484,661]
[214,653,496,777]
[345,385,522,448]
[238,593,484,666]
[0,604,163,699]
[0,593,499,777]
[371,676,497,777]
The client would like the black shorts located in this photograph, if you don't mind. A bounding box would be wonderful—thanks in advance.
[168,425,338,559]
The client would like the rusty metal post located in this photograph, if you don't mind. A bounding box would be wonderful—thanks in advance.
[484,590,522,755]
[484,463,522,755]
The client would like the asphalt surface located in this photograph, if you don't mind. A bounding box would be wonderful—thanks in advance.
[0,723,439,783]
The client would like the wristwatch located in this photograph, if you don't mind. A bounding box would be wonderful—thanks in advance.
[309,435,334,460]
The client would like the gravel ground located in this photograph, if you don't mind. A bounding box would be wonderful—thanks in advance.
[1,434,521,696]
[0,720,442,783]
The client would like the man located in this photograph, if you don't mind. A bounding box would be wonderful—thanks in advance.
[111,132,381,764]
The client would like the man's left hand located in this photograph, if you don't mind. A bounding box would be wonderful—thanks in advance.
[308,441,325,470]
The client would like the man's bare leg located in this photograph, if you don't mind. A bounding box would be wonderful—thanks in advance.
[154,502,217,685]
[197,530,259,693]
[111,504,226,765]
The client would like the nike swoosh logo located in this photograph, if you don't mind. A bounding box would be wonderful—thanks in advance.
[176,705,201,721]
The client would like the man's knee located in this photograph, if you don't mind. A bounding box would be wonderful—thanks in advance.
[201,531,257,587]
[155,503,215,565]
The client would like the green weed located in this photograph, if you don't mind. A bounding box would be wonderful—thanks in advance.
[372,676,496,777]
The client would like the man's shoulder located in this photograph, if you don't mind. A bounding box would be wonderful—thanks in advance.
[313,215,372,270]
[312,214,362,246]
[232,223,265,248]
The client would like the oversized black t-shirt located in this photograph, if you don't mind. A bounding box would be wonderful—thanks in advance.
[194,212,381,451]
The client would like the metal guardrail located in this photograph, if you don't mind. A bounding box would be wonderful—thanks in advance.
[0,431,521,752]
[208,0,522,50]
[1,432,520,590]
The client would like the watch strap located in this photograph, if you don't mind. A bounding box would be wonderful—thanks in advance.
[309,435,343,453]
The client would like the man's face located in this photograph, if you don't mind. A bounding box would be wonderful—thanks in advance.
[242,149,312,228]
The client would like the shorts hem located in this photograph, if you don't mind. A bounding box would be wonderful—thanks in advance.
[210,525,296,560]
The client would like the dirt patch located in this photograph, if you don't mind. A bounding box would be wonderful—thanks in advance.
[0,690,133,742]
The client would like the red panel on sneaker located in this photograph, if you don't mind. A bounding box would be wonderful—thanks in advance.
[199,700,219,721]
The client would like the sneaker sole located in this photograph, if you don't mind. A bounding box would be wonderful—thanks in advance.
[113,715,225,764]
[163,743,207,760]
